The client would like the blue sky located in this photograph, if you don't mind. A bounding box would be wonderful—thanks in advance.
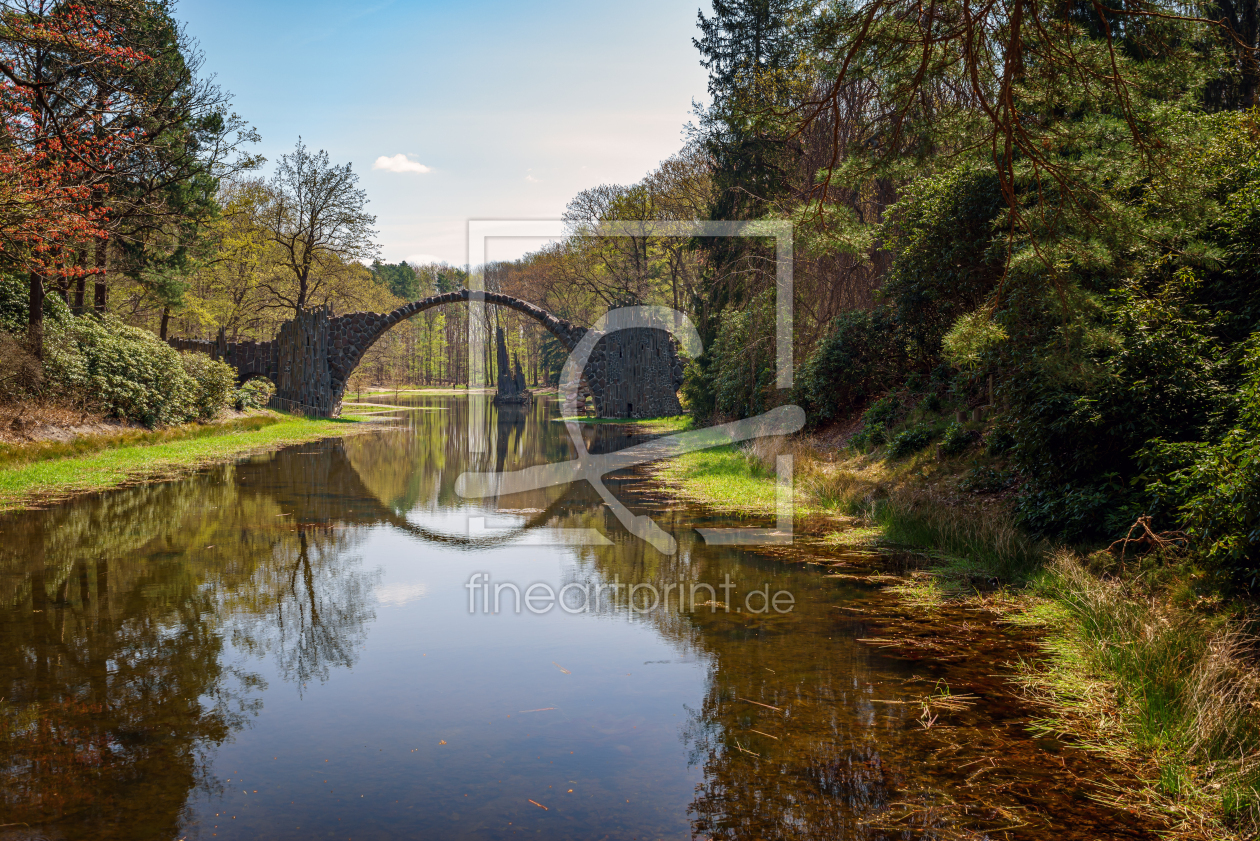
[176,0,712,266]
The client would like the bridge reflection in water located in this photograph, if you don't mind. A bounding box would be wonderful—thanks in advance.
[0,394,1157,841]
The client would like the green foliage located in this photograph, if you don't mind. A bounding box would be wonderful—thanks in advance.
[985,427,1015,456]
[43,317,195,425]
[370,260,422,300]
[881,166,1006,365]
[1143,341,1260,586]
[942,311,1008,370]
[538,334,567,388]
[36,316,235,426]
[939,422,975,457]
[1004,280,1239,540]
[862,394,901,430]
[888,425,936,459]
[180,352,236,420]
[703,295,776,420]
[796,310,904,423]
[849,396,901,450]
[233,379,273,411]
[0,273,70,335]
[961,465,1016,494]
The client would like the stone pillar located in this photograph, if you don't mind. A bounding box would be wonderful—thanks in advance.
[273,307,335,415]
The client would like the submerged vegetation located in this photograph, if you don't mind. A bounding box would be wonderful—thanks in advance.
[654,434,1260,837]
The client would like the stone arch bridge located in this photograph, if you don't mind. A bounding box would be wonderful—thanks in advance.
[168,289,685,418]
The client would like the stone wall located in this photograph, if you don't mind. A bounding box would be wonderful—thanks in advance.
[167,334,278,383]
[274,307,335,415]
[583,328,684,418]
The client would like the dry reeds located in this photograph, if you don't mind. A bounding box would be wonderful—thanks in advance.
[1033,551,1260,837]
[742,434,1044,582]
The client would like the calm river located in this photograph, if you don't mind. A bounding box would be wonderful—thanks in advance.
[0,394,1157,840]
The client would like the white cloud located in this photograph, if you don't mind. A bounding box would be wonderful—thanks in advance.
[525,174,541,183]
[376,581,428,607]
[372,154,432,174]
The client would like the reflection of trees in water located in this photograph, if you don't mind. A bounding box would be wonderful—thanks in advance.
[339,399,921,839]
[343,394,577,517]
[228,528,377,687]
[0,398,966,841]
[547,473,919,840]
[0,444,386,838]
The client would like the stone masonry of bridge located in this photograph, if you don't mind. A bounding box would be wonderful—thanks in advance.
[168,289,685,419]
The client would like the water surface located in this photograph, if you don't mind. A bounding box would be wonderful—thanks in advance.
[0,394,1156,840]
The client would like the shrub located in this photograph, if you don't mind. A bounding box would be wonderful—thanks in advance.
[702,295,776,420]
[961,464,1016,494]
[181,352,237,420]
[0,333,43,401]
[888,425,936,459]
[939,421,975,457]
[43,316,198,425]
[39,316,240,426]
[796,309,905,424]
[1142,343,1260,587]
[985,426,1016,455]
[921,392,942,414]
[1014,481,1132,542]
[0,272,70,335]
[234,378,274,410]
[880,164,1005,363]
[863,394,901,430]
[942,310,1008,369]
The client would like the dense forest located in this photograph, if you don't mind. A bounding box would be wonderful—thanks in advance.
[490,0,1260,587]
[3,0,1260,578]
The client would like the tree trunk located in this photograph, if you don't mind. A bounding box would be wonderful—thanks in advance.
[72,247,87,314]
[28,271,44,359]
[159,306,170,340]
[93,237,107,314]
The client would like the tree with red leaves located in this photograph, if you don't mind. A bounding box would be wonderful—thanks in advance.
[0,0,149,355]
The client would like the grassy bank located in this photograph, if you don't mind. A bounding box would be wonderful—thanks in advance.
[655,435,1260,839]
[0,412,366,511]
[556,414,693,434]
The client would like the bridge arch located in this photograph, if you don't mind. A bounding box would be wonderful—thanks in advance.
[325,289,588,406]
[171,289,685,417]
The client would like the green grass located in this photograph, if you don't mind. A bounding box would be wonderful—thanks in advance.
[554,414,693,434]
[0,412,364,510]
[660,441,1043,582]
[654,444,778,513]
[1014,552,1260,837]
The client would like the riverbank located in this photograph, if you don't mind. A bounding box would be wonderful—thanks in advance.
[0,411,369,511]
[555,414,693,434]
[653,437,1260,840]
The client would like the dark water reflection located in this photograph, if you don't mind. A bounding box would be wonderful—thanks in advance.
[0,394,1154,840]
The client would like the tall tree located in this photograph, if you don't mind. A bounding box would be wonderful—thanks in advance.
[0,0,152,355]
[262,138,377,313]
[99,0,259,322]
